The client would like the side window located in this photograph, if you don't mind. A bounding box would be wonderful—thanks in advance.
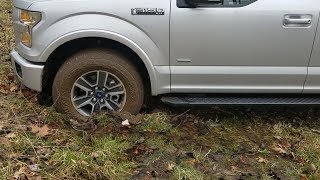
[198,0,254,6]
[177,0,257,8]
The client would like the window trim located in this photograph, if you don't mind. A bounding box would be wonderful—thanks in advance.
[177,0,257,8]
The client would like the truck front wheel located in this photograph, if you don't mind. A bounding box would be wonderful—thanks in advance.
[52,48,145,121]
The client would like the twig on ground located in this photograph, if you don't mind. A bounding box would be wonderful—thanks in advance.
[173,109,191,127]
[173,109,191,119]
[203,149,212,159]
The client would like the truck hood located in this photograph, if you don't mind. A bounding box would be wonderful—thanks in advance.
[13,0,52,9]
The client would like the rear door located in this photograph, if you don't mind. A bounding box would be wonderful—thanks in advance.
[170,0,319,93]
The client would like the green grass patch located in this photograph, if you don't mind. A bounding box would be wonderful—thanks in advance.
[172,162,205,180]
[138,113,172,133]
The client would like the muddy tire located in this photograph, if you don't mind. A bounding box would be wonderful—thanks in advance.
[52,48,144,121]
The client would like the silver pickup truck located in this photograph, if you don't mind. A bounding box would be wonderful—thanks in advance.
[10,0,320,120]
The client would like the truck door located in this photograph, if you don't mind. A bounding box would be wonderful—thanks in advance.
[170,0,319,93]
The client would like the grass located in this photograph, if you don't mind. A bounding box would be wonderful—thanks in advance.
[173,163,205,180]
[1,0,320,179]
[48,136,136,179]
[138,113,172,133]
[0,0,14,63]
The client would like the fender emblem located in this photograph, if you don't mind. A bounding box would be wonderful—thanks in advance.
[131,8,165,15]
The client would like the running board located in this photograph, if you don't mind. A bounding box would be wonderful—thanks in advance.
[161,96,320,106]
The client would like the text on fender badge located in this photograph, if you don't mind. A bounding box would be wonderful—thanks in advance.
[131,8,165,15]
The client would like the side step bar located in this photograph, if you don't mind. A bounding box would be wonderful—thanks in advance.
[161,96,320,106]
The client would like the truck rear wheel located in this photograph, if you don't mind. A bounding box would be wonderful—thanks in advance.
[52,48,144,121]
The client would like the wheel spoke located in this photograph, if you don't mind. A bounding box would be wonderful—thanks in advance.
[72,94,89,102]
[90,102,100,115]
[97,71,107,88]
[108,91,125,96]
[80,77,94,88]
[90,105,95,115]
[74,82,92,92]
[109,99,121,108]
[76,98,93,109]
[100,99,115,111]
[94,103,101,112]
[106,84,122,91]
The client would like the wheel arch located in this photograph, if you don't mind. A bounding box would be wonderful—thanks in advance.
[42,31,158,98]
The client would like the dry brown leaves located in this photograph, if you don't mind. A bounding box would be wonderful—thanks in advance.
[5,132,16,139]
[256,157,269,164]
[165,162,176,171]
[186,158,196,166]
[13,166,42,180]
[30,125,53,137]
[272,147,287,155]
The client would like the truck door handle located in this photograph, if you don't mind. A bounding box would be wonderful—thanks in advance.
[284,15,312,27]
[285,18,311,25]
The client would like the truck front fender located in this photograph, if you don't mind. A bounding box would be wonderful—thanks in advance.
[27,13,170,95]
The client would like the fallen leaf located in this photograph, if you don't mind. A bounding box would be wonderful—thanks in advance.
[5,132,16,139]
[31,125,40,134]
[272,147,287,154]
[13,167,28,179]
[256,157,269,163]
[166,162,175,171]
[186,159,196,166]
[13,166,42,180]
[92,152,100,158]
[121,119,130,126]
[133,148,139,155]
[28,164,40,172]
[37,125,51,137]
[10,85,18,92]
[31,125,51,137]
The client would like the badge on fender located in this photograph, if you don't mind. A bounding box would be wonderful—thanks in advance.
[131,8,165,15]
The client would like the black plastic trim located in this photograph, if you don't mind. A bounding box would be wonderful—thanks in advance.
[162,94,320,106]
